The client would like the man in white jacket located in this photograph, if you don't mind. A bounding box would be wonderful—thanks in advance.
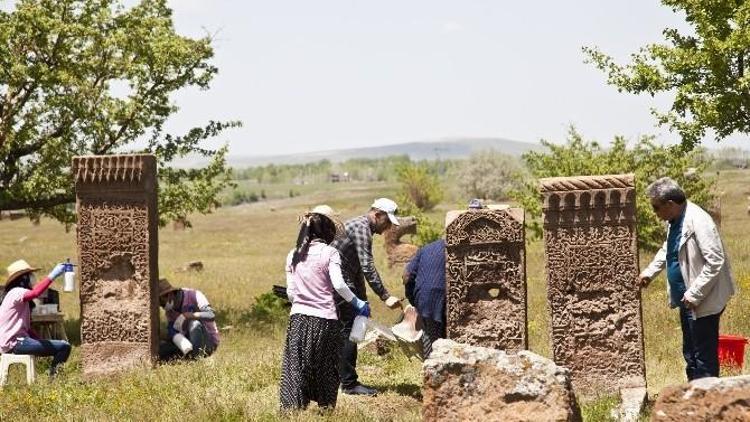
[639,177,735,380]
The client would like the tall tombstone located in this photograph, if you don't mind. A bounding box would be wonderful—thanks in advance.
[74,155,159,377]
[445,206,527,351]
[540,174,646,395]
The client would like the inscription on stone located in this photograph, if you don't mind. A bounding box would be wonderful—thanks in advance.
[540,174,646,395]
[445,207,526,351]
[74,155,159,377]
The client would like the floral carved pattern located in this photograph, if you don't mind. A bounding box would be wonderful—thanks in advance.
[74,155,158,377]
[445,209,526,351]
[541,174,646,396]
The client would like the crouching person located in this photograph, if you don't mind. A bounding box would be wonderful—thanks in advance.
[158,279,219,361]
[0,260,71,377]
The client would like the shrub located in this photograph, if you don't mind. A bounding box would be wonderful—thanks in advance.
[396,162,443,211]
[245,291,289,324]
[509,127,716,251]
[456,150,525,201]
[226,190,259,206]
[398,201,443,246]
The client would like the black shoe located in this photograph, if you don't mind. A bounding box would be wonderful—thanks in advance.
[341,383,377,396]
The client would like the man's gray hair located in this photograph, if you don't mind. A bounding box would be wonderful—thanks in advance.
[646,177,687,204]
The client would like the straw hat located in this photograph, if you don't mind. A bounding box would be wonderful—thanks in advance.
[5,259,40,287]
[309,204,346,239]
[158,278,180,297]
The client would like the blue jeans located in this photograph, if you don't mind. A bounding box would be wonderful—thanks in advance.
[679,305,722,380]
[11,337,71,375]
[159,321,217,361]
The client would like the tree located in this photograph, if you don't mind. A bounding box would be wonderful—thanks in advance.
[509,127,716,251]
[584,1,750,150]
[395,162,443,211]
[0,0,240,225]
[456,150,524,201]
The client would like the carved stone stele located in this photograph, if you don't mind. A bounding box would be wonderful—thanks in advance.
[445,207,526,351]
[540,174,646,396]
[74,155,159,377]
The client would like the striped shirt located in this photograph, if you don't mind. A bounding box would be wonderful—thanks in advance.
[330,215,390,301]
[404,239,446,323]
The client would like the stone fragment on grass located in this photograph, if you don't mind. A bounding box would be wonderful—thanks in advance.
[652,375,750,421]
[422,339,581,422]
[181,261,204,272]
[612,386,647,422]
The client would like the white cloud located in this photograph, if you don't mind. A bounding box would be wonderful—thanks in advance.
[441,21,464,33]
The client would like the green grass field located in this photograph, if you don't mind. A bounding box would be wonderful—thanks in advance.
[0,171,748,421]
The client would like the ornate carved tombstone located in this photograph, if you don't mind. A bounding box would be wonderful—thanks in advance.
[445,207,527,351]
[540,174,646,395]
[74,155,159,377]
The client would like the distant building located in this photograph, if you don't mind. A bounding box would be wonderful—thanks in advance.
[329,172,350,183]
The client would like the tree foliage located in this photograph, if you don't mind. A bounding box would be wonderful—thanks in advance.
[0,0,240,225]
[584,1,750,149]
[456,150,524,201]
[395,162,443,212]
[509,127,716,251]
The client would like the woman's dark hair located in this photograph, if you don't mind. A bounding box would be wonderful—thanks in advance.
[0,273,34,309]
[291,213,337,269]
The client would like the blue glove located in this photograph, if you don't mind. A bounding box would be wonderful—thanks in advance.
[47,263,66,280]
[351,297,371,317]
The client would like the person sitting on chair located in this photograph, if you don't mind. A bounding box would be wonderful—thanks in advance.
[158,279,219,361]
[0,260,71,377]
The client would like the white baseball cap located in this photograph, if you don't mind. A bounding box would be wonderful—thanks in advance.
[371,198,400,225]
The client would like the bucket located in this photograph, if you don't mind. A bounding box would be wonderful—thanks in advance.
[718,334,748,369]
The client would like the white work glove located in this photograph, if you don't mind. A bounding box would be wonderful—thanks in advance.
[385,296,403,309]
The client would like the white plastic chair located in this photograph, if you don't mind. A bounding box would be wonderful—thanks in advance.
[0,354,35,385]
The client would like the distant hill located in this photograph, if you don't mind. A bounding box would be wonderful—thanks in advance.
[216,137,543,168]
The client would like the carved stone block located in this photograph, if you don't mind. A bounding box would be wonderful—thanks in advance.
[540,174,646,396]
[74,155,159,377]
[445,207,526,351]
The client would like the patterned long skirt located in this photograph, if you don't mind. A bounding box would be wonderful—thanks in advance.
[279,313,342,410]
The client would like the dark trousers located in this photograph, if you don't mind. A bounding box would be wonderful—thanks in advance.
[12,337,71,375]
[336,300,359,388]
[159,320,217,361]
[679,305,722,380]
[421,318,446,359]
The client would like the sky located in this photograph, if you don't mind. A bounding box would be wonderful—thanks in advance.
[11,1,750,156]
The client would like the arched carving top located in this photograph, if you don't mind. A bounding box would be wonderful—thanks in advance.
[446,209,524,246]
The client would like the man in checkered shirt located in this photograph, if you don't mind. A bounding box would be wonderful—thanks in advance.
[331,198,404,396]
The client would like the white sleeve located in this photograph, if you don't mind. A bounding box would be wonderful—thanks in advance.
[328,249,355,302]
[641,241,667,280]
[285,250,297,302]
[194,290,210,308]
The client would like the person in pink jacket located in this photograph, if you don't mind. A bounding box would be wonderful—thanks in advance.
[279,205,370,411]
[0,259,71,377]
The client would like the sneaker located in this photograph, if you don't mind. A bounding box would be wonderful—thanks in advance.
[341,383,377,396]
